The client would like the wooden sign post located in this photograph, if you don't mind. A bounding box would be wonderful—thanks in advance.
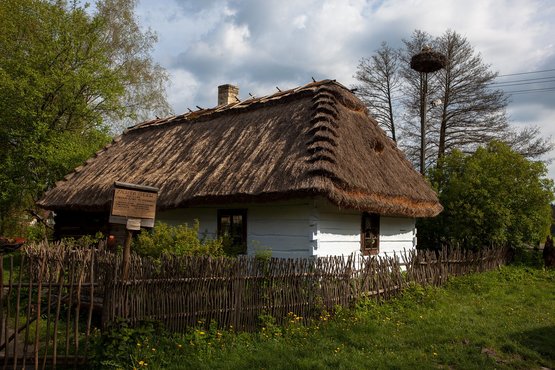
[110,182,158,280]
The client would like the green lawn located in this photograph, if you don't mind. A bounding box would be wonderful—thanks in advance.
[95,265,555,369]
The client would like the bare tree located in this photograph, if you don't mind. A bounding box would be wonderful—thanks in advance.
[397,30,443,172]
[354,29,552,172]
[353,42,401,141]
[501,126,553,159]
[435,30,509,160]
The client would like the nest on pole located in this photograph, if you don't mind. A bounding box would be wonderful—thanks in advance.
[410,46,447,73]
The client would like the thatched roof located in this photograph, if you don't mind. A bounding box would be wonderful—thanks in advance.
[38,80,442,218]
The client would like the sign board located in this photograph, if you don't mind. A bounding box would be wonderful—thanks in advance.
[109,182,159,228]
[126,218,142,231]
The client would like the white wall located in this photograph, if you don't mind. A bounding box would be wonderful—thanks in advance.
[379,216,416,256]
[312,202,361,257]
[156,200,313,258]
[312,199,416,258]
[247,201,313,258]
[156,198,416,259]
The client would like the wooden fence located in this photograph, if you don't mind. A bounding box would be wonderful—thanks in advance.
[0,244,104,369]
[0,243,511,368]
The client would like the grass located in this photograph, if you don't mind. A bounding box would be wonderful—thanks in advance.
[94,265,555,370]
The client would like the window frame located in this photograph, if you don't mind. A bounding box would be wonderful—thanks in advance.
[217,208,247,252]
[361,212,380,256]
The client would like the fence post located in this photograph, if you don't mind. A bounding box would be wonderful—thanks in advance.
[101,254,118,329]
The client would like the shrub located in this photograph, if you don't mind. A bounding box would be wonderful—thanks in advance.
[132,221,225,258]
[419,141,554,250]
[90,319,169,369]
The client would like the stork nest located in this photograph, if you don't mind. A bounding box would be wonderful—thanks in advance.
[410,48,447,73]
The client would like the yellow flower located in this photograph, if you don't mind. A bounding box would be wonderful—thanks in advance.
[138,360,147,367]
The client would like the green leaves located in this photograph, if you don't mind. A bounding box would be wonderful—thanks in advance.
[133,221,226,258]
[0,0,170,233]
[420,141,554,249]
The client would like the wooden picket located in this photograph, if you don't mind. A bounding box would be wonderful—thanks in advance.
[0,243,511,368]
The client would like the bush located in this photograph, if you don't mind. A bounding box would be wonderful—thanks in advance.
[90,319,170,369]
[132,221,225,258]
[419,141,554,250]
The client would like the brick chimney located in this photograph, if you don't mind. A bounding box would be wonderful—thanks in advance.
[218,84,239,105]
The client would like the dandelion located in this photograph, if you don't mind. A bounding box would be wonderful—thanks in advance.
[136,342,141,347]
[138,360,147,367]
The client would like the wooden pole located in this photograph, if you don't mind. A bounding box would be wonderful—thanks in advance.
[122,230,133,280]
[420,72,428,175]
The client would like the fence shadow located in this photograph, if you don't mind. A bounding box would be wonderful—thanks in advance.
[511,325,555,363]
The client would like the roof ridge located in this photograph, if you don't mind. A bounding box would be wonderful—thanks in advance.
[128,79,347,132]
[304,85,342,184]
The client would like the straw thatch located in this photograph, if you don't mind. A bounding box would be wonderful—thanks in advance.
[38,80,442,217]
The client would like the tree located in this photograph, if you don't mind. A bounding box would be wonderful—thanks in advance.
[398,30,442,174]
[418,141,554,250]
[0,0,171,234]
[353,29,552,172]
[434,30,508,160]
[95,0,172,128]
[353,42,401,141]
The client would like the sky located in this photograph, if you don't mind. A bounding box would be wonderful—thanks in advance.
[130,0,555,179]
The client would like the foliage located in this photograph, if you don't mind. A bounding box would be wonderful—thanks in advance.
[511,247,545,268]
[25,222,51,243]
[418,141,554,249]
[92,266,555,369]
[70,232,107,249]
[133,221,225,258]
[0,0,171,234]
[90,319,167,369]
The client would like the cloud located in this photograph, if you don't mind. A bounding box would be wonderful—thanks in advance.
[143,0,555,109]
[134,0,555,179]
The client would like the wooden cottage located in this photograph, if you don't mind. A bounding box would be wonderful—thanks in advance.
[38,80,442,258]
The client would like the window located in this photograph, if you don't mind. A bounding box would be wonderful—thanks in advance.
[361,212,380,255]
[217,209,247,254]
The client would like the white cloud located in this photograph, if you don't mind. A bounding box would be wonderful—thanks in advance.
[292,15,307,29]
[133,0,555,179]
[166,69,200,114]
